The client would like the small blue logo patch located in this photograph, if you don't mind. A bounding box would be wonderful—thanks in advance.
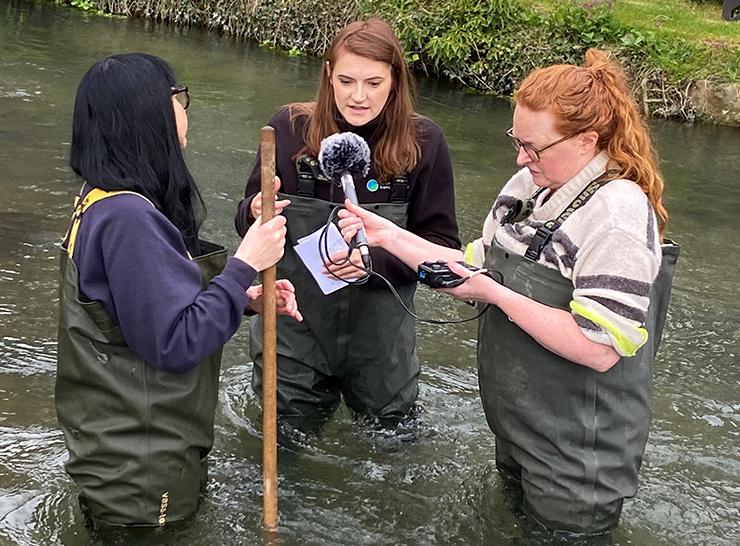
[366,179,379,192]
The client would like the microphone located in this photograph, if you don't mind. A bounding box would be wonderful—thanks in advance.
[318,132,372,270]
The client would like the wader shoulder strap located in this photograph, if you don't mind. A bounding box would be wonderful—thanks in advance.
[389,175,409,203]
[524,170,619,261]
[296,153,409,203]
[295,155,329,198]
[65,187,153,258]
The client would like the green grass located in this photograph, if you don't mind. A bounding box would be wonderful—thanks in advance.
[534,0,739,82]
[612,0,739,45]
[535,0,739,42]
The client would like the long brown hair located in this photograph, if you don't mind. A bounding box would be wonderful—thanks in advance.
[515,49,668,237]
[290,18,420,182]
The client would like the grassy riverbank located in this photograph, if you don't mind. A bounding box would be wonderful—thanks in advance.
[60,0,740,124]
[535,0,739,83]
[364,0,739,122]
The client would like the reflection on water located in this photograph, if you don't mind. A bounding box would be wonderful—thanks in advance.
[1,0,738,544]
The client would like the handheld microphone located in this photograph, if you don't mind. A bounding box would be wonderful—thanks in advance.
[318,132,372,270]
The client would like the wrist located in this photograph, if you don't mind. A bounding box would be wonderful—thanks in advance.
[231,254,258,277]
[377,225,400,253]
[493,282,518,310]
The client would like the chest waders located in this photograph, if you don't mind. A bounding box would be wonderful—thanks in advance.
[478,230,679,533]
[56,189,226,526]
[250,187,419,427]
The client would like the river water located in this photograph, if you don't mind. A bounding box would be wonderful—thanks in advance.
[0,1,738,544]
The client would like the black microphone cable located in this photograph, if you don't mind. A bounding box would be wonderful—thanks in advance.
[317,205,371,286]
[317,206,491,325]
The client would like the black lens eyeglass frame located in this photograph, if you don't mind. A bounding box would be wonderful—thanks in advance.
[505,127,575,163]
[171,86,190,110]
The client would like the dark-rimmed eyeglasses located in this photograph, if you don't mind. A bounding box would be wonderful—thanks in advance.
[505,127,575,163]
[171,86,190,110]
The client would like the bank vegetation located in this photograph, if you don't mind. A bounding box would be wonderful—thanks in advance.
[63,0,740,125]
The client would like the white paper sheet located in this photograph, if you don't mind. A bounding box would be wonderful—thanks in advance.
[294,223,349,295]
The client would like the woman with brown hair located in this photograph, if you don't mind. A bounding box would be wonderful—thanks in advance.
[235,18,460,429]
[338,49,679,536]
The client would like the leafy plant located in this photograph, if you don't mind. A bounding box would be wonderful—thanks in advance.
[69,0,737,122]
[68,0,99,11]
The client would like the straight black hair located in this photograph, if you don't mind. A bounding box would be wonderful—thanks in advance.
[70,53,205,254]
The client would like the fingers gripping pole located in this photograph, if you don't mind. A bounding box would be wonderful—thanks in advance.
[260,126,278,531]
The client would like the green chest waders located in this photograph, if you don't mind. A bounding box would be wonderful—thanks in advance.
[477,239,679,533]
[250,192,419,424]
[56,189,227,526]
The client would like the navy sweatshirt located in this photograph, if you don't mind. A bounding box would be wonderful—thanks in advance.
[69,189,256,373]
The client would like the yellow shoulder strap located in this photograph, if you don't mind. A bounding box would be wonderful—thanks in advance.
[65,188,153,258]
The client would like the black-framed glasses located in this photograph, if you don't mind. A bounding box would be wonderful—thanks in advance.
[171,85,190,110]
[506,127,575,163]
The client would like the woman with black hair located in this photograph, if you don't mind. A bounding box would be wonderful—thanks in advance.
[56,53,301,527]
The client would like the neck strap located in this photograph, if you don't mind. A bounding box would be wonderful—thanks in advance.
[524,169,620,261]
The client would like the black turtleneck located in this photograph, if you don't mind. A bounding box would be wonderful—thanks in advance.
[235,106,461,285]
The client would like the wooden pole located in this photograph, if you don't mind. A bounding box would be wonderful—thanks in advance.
[259,126,278,531]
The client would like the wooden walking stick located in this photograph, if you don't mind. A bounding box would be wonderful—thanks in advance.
[259,126,278,531]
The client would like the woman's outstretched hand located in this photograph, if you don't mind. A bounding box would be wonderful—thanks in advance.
[439,261,498,304]
[336,199,397,247]
[235,214,287,272]
[250,176,290,220]
[247,279,303,321]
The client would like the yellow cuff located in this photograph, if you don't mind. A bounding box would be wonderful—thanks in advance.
[464,242,478,265]
[569,300,648,357]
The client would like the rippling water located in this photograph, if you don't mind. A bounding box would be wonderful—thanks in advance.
[1,0,738,544]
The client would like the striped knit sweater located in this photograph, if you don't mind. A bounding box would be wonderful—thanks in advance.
[467,152,661,357]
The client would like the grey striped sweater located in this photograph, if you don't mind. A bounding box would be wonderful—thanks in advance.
[467,152,662,357]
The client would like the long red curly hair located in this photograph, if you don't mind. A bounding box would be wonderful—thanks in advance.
[515,49,668,237]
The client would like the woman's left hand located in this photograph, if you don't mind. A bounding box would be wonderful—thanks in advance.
[323,248,368,280]
[439,261,498,304]
[247,279,303,321]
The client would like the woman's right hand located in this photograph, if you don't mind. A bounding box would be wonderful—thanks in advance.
[235,214,287,271]
[337,199,398,247]
[250,176,290,220]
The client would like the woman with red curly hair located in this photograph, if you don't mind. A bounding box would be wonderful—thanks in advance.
[339,49,679,537]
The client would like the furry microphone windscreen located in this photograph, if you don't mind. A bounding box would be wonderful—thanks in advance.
[318,132,371,180]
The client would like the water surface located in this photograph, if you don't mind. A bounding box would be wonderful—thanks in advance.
[1,1,738,544]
